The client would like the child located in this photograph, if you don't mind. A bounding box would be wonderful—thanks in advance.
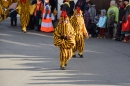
[107,10,115,39]
[97,9,107,38]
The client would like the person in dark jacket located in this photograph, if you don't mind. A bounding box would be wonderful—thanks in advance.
[107,10,115,39]
[60,0,70,17]
[27,0,37,30]
[115,0,124,41]
[9,2,18,26]
[49,0,57,13]
[69,0,75,17]
[84,0,90,27]
[75,0,85,12]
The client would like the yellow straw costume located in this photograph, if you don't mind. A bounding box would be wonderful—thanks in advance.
[17,0,30,33]
[54,11,75,70]
[70,7,89,58]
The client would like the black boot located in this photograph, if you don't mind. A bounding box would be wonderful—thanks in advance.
[72,55,76,58]
[78,54,83,58]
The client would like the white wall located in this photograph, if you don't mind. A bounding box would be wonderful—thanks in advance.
[57,0,78,19]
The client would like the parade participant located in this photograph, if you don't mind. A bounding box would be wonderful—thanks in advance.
[122,0,130,42]
[17,0,30,33]
[70,7,89,58]
[0,0,10,19]
[54,11,75,70]
[0,3,5,22]
[40,0,54,32]
[60,0,70,17]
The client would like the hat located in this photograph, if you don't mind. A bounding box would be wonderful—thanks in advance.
[124,0,129,2]
[100,9,106,15]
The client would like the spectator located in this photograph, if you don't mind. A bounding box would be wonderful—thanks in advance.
[107,10,115,39]
[69,0,75,17]
[49,0,57,13]
[107,0,119,39]
[40,0,54,32]
[122,0,130,43]
[84,0,90,27]
[97,9,107,38]
[60,0,70,17]
[75,0,85,12]
[27,0,37,30]
[115,0,125,41]
[88,2,96,23]
[34,0,44,31]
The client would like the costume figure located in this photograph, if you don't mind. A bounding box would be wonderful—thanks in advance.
[70,7,89,58]
[17,0,30,33]
[0,0,10,21]
[0,3,5,22]
[54,11,75,70]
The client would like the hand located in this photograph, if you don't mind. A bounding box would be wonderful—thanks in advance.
[60,35,65,39]
[119,21,122,23]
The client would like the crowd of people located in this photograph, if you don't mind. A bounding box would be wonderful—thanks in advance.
[76,0,130,43]
[1,0,129,43]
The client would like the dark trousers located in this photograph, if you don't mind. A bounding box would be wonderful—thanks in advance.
[27,15,35,30]
[115,23,125,41]
[9,9,17,26]
[108,26,114,38]
[35,11,42,31]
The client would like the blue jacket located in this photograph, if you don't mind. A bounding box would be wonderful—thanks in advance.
[97,16,107,28]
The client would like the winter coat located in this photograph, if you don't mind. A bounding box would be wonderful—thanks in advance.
[119,6,124,22]
[75,0,85,11]
[107,6,119,22]
[97,16,107,28]
[69,0,75,16]
[83,2,89,13]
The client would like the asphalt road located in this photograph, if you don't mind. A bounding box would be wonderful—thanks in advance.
[0,18,130,86]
